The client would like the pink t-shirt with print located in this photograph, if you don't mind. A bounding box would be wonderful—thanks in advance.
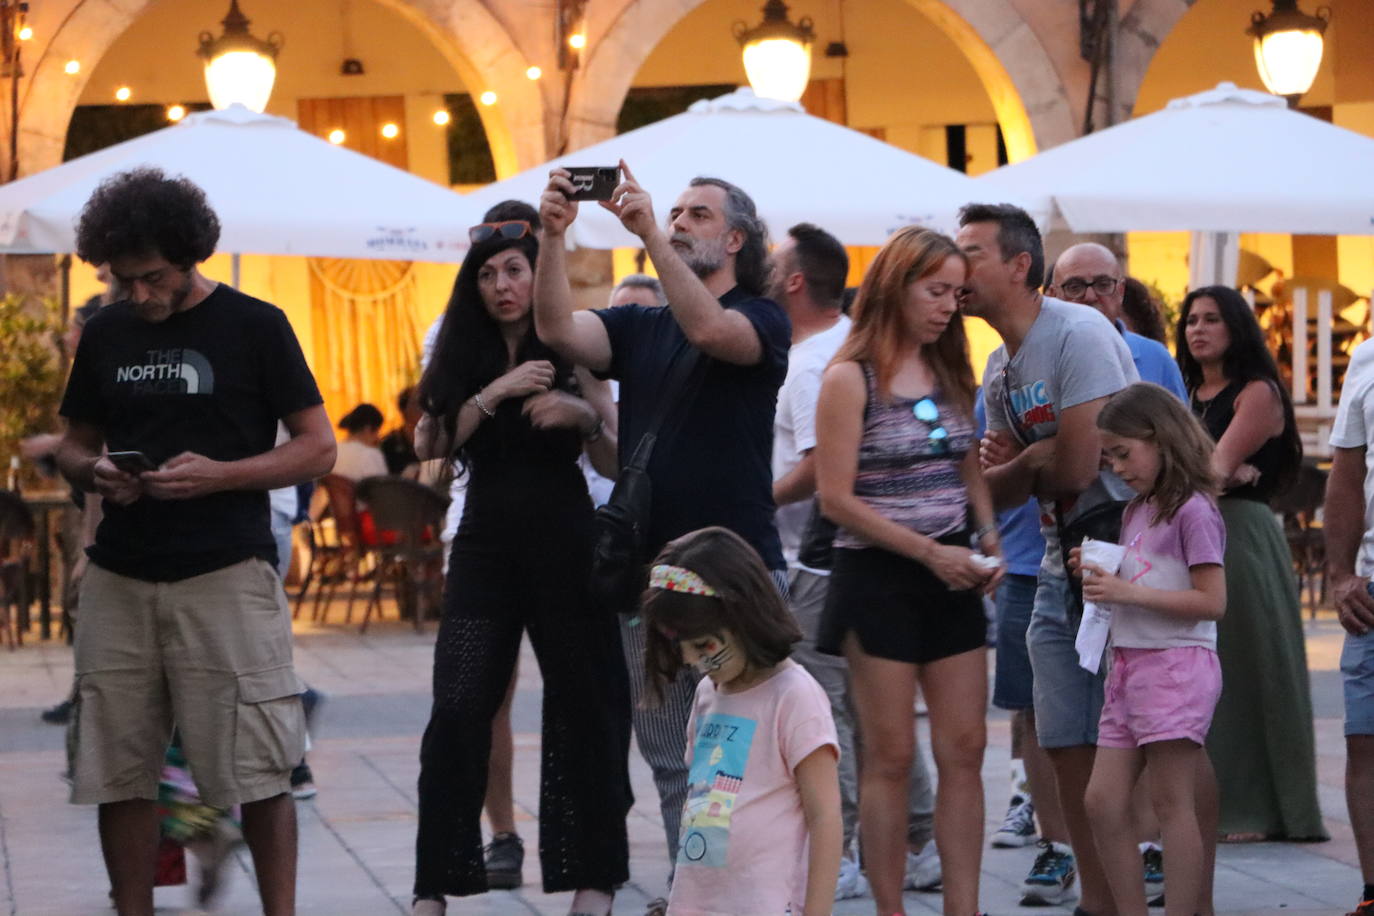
[667,659,838,916]
[1111,491,1226,650]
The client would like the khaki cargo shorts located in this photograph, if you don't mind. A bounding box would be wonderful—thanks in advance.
[70,558,306,808]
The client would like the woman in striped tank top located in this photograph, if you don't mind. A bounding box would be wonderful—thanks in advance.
[815,226,1002,916]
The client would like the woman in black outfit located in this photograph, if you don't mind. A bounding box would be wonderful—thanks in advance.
[410,221,629,916]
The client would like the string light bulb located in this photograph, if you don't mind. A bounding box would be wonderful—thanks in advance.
[64,60,80,75]
[567,32,587,50]
[479,90,497,106]
[327,128,345,144]
[380,122,399,139]
[432,109,451,126]
[526,66,542,80]
[17,26,32,41]
[167,105,187,122]
[115,86,132,102]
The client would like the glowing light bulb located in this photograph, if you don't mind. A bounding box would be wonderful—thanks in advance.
[568,32,587,50]
[63,60,80,75]
[479,90,497,106]
[328,128,346,145]
[166,105,187,122]
[432,109,451,126]
[17,26,32,41]
[114,86,132,102]
[526,66,542,81]
[380,122,399,139]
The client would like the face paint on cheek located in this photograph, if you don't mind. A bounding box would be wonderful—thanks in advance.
[696,642,735,674]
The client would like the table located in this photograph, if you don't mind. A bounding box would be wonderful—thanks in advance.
[21,490,72,640]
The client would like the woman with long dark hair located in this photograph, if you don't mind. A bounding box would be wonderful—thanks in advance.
[1177,285,1326,841]
[815,226,1001,916]
[409,221,629,916]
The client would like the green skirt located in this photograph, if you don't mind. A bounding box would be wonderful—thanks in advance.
[1205,497,1327,840]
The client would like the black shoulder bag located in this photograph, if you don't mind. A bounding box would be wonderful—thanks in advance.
[589,348,708,615]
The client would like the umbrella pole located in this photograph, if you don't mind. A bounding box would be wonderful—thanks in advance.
[231,252,241,290]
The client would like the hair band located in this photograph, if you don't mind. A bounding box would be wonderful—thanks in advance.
[648,564,717,597]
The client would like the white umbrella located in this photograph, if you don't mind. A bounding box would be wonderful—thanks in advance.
[0,105,481,263]
[978,82,1374,237]
[461,88,993,248]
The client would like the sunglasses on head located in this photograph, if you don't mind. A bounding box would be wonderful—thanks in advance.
[913,397,949,454]
[468,220,532,244]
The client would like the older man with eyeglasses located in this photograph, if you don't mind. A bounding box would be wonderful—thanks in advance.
[1048,243,1186,403]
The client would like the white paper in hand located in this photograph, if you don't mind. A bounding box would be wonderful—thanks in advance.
[1074,537,1128,673]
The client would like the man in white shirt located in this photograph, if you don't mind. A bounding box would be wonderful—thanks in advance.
[1324,337,1374,916]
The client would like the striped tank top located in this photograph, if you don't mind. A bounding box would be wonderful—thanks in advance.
[834,363,974,549]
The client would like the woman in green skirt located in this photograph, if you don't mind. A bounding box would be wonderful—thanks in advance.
[1177,285,1327,841]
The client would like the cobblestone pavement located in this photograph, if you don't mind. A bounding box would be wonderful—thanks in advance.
[0,606,1362,915]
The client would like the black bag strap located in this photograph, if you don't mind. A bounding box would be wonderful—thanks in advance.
[623,344,708,472]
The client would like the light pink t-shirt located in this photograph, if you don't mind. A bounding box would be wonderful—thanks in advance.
[668,660,838,916]
[1111,492,1226,650]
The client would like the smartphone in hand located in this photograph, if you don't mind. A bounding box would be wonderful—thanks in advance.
[107,450,157,474]
[565,166,620,202]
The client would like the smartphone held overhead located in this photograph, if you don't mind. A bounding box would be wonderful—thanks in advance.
[565,166,620,202]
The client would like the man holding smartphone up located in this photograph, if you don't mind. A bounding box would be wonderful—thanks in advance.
[56,168,335,916]
[535,163,790,903]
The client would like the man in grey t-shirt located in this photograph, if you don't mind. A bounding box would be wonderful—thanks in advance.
[957,203,1136,911]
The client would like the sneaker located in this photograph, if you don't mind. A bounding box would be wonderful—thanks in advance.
[1020,840,1077,906]
[1141,843,1164,903]
[834,853,870,900]
[290,762,317,800]
[993,794,1038,848]
[484,831,524,889]
[39,699,73,724]
[904,841,942,891]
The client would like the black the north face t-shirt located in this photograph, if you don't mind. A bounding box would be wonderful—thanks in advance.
[595,287,790,570]
[60,285,323,581]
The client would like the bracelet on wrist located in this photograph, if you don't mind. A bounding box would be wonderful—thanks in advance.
[974,523,998,541]
[472,390,495,418]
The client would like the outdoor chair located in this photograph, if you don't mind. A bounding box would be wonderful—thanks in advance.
[0,489,36,649]
[306,474,376,625]
[1273,462,1328,620]
[354,475,448,633]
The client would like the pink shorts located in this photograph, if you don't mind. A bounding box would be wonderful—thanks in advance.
[1098,646,1221,749]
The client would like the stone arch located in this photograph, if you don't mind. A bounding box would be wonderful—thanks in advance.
[14,0,543,179]
[573,0,1072,157]
[1117,0,1195,119]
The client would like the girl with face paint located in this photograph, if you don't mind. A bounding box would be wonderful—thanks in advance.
[640,527,842,916]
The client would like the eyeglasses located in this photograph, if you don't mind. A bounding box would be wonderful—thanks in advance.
[1058,275,1120,300]
[468,220,532,244]
[913,397,949,454]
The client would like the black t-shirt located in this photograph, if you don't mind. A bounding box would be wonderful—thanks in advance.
[60,284,323,581]
[595,287,789,570]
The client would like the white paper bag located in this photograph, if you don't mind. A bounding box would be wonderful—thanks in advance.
[1074,537,1128,673]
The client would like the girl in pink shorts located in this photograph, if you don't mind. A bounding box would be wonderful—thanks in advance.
[1071,383,1227,916]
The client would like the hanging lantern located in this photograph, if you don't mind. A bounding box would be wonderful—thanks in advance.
[197,0,283,113]
[733,0,815,103]
[1247,0,1330,105]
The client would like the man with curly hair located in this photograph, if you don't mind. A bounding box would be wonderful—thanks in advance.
[55,168,336,916]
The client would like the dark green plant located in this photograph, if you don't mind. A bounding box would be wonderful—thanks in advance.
[0,294,63,478]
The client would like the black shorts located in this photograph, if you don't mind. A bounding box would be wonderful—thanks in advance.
[817,540,987,665]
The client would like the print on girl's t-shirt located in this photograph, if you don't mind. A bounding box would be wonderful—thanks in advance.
[678,713,757,867]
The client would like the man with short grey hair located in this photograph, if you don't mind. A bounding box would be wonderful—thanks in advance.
[1049,243,1185,402]
[610,273,666,308]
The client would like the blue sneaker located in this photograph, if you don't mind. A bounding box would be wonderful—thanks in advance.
[1020,840,1077,906]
